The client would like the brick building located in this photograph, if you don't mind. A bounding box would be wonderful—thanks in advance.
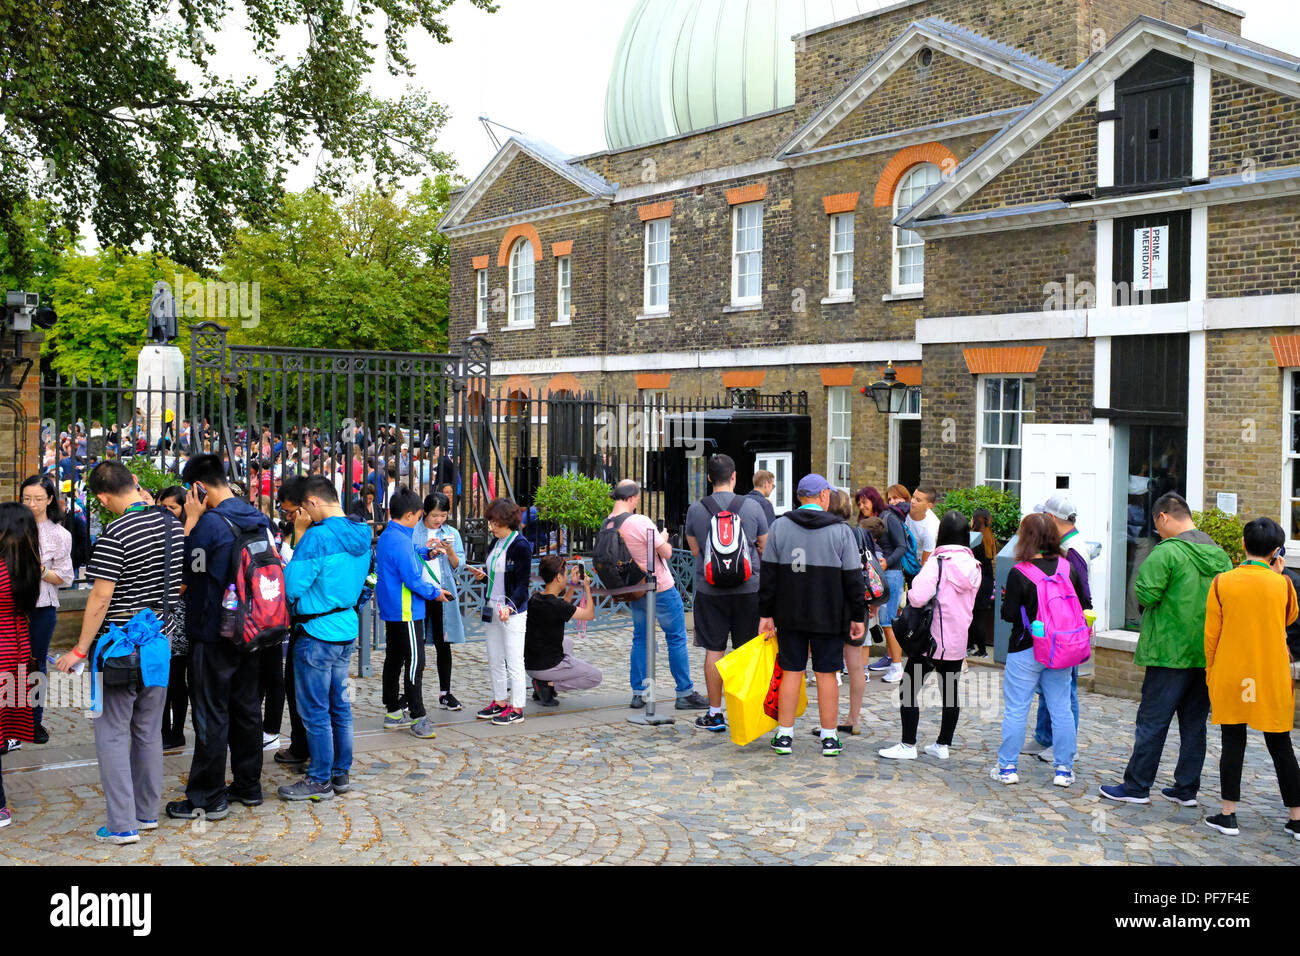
[440,0,1300,633]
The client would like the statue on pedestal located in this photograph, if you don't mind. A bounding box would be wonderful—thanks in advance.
[148,280,178,344]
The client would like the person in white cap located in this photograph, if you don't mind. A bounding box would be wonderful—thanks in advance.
[1023,496,1092,765]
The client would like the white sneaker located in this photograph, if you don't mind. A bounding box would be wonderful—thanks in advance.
[878,742,918,760]
[1053,767,1075,787]
[993,765,1019,785]
[925,743,950,760]
[882,663,904,683]
[262,732,280,751]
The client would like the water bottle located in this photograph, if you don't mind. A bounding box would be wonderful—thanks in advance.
[219,584,240,641]
[1030,620,1045,639]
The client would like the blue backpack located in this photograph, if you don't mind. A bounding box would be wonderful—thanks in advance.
[900,524,922,577]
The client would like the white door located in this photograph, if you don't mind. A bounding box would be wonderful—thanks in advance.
[754,452,793,515]
[1019,422,1112,630]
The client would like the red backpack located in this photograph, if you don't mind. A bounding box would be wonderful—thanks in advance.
[217,515,291,653]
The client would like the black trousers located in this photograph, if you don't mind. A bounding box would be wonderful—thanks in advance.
[423,600,453,693]
[1220,723,1300,806]
[260,635,286,736]
[187,641,264,807]
[968,606,993,652]
[162,656,189,742]
[383,620,426,719]
[284,626,309,759]
[898,656,962,747]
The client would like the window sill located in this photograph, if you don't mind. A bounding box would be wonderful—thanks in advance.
[882,291,923,302]
[821,295,855,305]
[498,323,536,332]
[636,311,670,321]
[723,302,762,314]
[469,327,489,337]
[550,319,572,327]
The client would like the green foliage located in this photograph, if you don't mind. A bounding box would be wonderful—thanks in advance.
[0,0,495,275]
[534,473,612,540]
[940,486,1022,542]
[1192,507,1246,567]
[94,457,177,526]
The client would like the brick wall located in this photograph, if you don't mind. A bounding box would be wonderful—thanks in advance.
[1207,197,1300,299]
[1204,327,1285,524]
[0,332,41,498]
[961,104,1098,213]
[925,221,1096,317]
[1209,74,1300,179]
[461,153,593,225]
[819,52,1037,148]
[920,338,1093,493]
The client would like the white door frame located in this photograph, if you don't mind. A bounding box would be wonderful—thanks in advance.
[888,411,921,487]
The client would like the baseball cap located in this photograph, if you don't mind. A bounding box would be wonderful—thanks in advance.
[796,473,832,497]
[1033,495,1078,521]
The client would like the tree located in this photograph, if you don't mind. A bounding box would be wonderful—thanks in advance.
[0,0,496,278]
[221,175,458,353]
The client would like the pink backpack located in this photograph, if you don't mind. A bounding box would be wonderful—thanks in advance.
[1015,558,1091,669]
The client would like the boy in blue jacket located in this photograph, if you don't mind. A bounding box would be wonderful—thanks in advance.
[376,488,446,739]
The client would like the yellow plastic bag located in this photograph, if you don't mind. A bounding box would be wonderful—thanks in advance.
[713,632,807,746]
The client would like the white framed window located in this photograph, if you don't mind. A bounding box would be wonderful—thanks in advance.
[555,255,571,324]
[508,238,535,327]
[754,451,793,515]
[644,219,670,313]
[827,386,852,493]
[475,269,489,331]
[1284,370,1300,543]
[829,212,854,297]
[977,376,1035,495]
[892,163,941,294]
[731,202,763,306]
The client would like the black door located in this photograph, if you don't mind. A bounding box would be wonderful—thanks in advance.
[898,420,921,494]
[1112,51,1193,193]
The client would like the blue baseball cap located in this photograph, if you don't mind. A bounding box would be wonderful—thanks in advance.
[796,473,832,497]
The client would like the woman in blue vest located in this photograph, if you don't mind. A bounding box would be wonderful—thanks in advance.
[413,492,466,711]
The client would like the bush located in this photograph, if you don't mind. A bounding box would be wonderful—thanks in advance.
[939,486,1022,542]
[93,455,176,526]
[1192,507,1245,567]
[533,472,611,542]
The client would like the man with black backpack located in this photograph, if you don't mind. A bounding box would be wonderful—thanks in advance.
[166,454,279,822]
[685,454,768,732]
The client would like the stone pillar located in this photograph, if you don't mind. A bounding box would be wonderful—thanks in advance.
[134,343,186,452]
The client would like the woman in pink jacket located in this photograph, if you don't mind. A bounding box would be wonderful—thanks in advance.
[879,510,981,761]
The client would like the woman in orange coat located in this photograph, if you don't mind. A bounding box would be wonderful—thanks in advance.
[1203,517,1300,840]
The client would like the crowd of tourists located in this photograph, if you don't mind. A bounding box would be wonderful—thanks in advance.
[0,447,1297,849]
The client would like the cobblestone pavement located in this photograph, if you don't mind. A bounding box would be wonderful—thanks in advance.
[3,624,1298,865]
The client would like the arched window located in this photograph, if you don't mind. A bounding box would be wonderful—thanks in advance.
[892,163,941,295]
[508,238,535,326]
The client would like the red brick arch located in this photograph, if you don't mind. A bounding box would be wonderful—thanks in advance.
[873,143,959,208]
[546,373,582,397]
[496,224,544,267]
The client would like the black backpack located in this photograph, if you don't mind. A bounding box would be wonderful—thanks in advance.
[592,513,650,601]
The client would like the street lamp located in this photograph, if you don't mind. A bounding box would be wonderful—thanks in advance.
[866,362,908,414]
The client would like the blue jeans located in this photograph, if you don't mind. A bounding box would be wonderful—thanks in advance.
[1122,665,1209,798]
[628,586,694,695]
[29,606,56,727]
[1033,666,1080,748]
[294,636,355,784]
[998,649,1077,771]
[879,570,905,628]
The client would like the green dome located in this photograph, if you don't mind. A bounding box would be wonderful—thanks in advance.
[604,0,889,150]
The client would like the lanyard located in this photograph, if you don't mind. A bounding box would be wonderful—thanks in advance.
[486,531,517,599]
[1242,560,1270,569]
[124,502,149,514]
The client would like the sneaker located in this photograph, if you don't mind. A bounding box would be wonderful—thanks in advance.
[821,736,843,757]
[491,706,525,726]
[629,695,646,709]
[533,680,559,708]
[2,738,20,753]
[770,734,793,755]
[882,663,904,684]
[165,799,230,821]
[331,774,352,795]
[925,743,950,760]
[694,712,727,732]
[1161,788,1197,807]
[438,692,463,711]
[277,777,335,802]
[675,691,710,710]
[879,743,918,760]
[1053,767,1075,787]
[1036,748,1055,764]
[262,732,280,751]
[0,808,9,828]
[33,724,49,745]
[225,788,264,808]
[867,656,892,672]
[274,748,309,767]
[95,826,140,845]
[994,765,1019,785]
[1284,820,1300,841]
[971,649,989,658]
[384,710,415,730]
[1099,784,1150,804]
[409,717,438,739]
[476,702,507,720]
[1021,739,1049,756]
[1204,812,1240,835]
[136,819,159,831]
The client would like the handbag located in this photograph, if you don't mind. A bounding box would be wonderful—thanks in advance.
[895,557,944,659]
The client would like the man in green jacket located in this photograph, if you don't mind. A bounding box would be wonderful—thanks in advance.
[1101,492,1232,805]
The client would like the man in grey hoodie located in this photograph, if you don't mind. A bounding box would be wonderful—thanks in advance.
[758,474,866,757]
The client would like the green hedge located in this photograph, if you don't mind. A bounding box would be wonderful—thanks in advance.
[1191,507,1245,567]
[939,486,1021,542]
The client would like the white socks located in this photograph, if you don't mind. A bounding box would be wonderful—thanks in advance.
[777,725,794,737]
[821,727,839,739]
